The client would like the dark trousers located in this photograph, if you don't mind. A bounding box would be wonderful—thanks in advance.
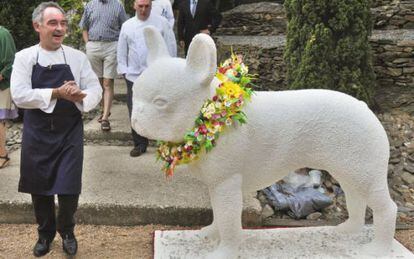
[125,78,149,148]
[31,194,79,241]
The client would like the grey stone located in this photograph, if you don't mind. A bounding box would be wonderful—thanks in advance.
[404,163,414,173]
[306,212,322,220]
[261,204,275,219]
[401,172,414,184]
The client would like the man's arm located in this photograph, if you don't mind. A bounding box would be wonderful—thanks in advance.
[165,1,175,28]
[207,0,222,33]
[0,28,16,88]
[10,50,56,112]
[75,55,102,112]
[177,4,185,48]
[118,2,128,27]
[82,30,89,44]
[162,20,177,57]
[79,5,89,43]
[117,25,128,76]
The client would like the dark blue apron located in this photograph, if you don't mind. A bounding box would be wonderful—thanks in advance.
[18,47,83,195]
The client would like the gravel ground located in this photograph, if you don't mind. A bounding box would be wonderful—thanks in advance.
[0,224,412,258]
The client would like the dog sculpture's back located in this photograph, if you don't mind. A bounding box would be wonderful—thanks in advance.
[131,26,397,259]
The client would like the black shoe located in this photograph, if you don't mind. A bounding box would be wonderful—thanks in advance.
[33,238,51,257]
[62,233,77,256]
[130,145,147,157]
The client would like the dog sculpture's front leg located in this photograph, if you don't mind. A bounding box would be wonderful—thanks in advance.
[205,174,243,259]
[199,187,220,241]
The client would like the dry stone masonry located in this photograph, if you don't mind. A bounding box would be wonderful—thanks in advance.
[372,0,414,29]
[215,2,414,91]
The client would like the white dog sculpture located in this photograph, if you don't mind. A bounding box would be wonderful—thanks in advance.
[131,26,397,258]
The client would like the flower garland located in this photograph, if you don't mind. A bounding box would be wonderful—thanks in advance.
[157,53,254,177]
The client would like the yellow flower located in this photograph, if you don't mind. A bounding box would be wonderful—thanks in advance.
[222,81,242,97]
[216,73,228,83]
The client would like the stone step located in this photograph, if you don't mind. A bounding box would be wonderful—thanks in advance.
[0,146,261,226]
[84,103,132,142]
[85,78,132,142]
[114,77,127,102]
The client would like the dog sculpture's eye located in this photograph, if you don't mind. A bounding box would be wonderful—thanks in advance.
[152,97,168,108]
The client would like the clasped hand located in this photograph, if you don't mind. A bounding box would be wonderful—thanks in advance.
[56,81,87,102]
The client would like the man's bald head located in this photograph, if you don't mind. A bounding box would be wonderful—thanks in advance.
[134,0,152,21]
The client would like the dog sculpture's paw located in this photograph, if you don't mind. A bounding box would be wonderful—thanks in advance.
[335,220,363,234]
[205,244,238,259]
[199,224,220,241]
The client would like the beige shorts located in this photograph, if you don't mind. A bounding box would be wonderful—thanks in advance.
[86,41,118,79]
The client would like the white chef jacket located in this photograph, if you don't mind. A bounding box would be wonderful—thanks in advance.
[11,44,102,113]
[152,0,175,29]
[117,13,177,83]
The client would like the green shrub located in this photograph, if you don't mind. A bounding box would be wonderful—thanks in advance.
[0,0,84,50]
[0,0,44,50]
[59,0,84,49]
[124,0,136,16]
[283,0,376,106]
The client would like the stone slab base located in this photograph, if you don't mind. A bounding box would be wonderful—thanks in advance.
[154,226,414,259]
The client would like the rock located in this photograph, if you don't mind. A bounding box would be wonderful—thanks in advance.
[404,163,414,173]
[405,202,414,210]
[398,205,414,213]
[324,179,333,190]
[257,191,268,205]
[405,142,414,153]
[306,212,322,220]
[407,154,414,162]
[401,172,414,185]
[389,157,401,164]
[261,204,275,219]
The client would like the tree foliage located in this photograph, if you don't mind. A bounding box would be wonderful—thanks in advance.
[59,0,85,49]
[283,0,376,105]
[0,0,44,50]
[0,0,84,50]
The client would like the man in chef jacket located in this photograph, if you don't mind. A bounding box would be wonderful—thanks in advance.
[10,2,102,257]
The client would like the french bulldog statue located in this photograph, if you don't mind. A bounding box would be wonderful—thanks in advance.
[131,26,397,259]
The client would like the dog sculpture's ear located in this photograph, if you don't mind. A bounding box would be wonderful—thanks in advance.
[143,26,171,66]
[186,33,217,87]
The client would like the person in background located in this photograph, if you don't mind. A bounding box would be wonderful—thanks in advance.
[177,0,222,55]
[79,0,128,131]
[152,0,175,28]
[117,0,176,157]
[0,26,18,169]
[10,2,102,257]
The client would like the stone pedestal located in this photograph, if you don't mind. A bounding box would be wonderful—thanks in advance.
[154,226,414,258]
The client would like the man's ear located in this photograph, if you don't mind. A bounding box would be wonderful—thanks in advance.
[143,26,170,66]
[185,33,217,87]
[33,22,41,33]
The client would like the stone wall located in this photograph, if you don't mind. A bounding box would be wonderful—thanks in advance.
[217,2,414,35]
[216,2,286,36]
[372,0,414,29]
[215,30,414,91]
[371,30,414,88]
[215,2,414,91]
[215,35,286,91]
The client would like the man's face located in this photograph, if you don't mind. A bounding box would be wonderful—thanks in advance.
[33,7,67,51]
[134,0,151,21]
